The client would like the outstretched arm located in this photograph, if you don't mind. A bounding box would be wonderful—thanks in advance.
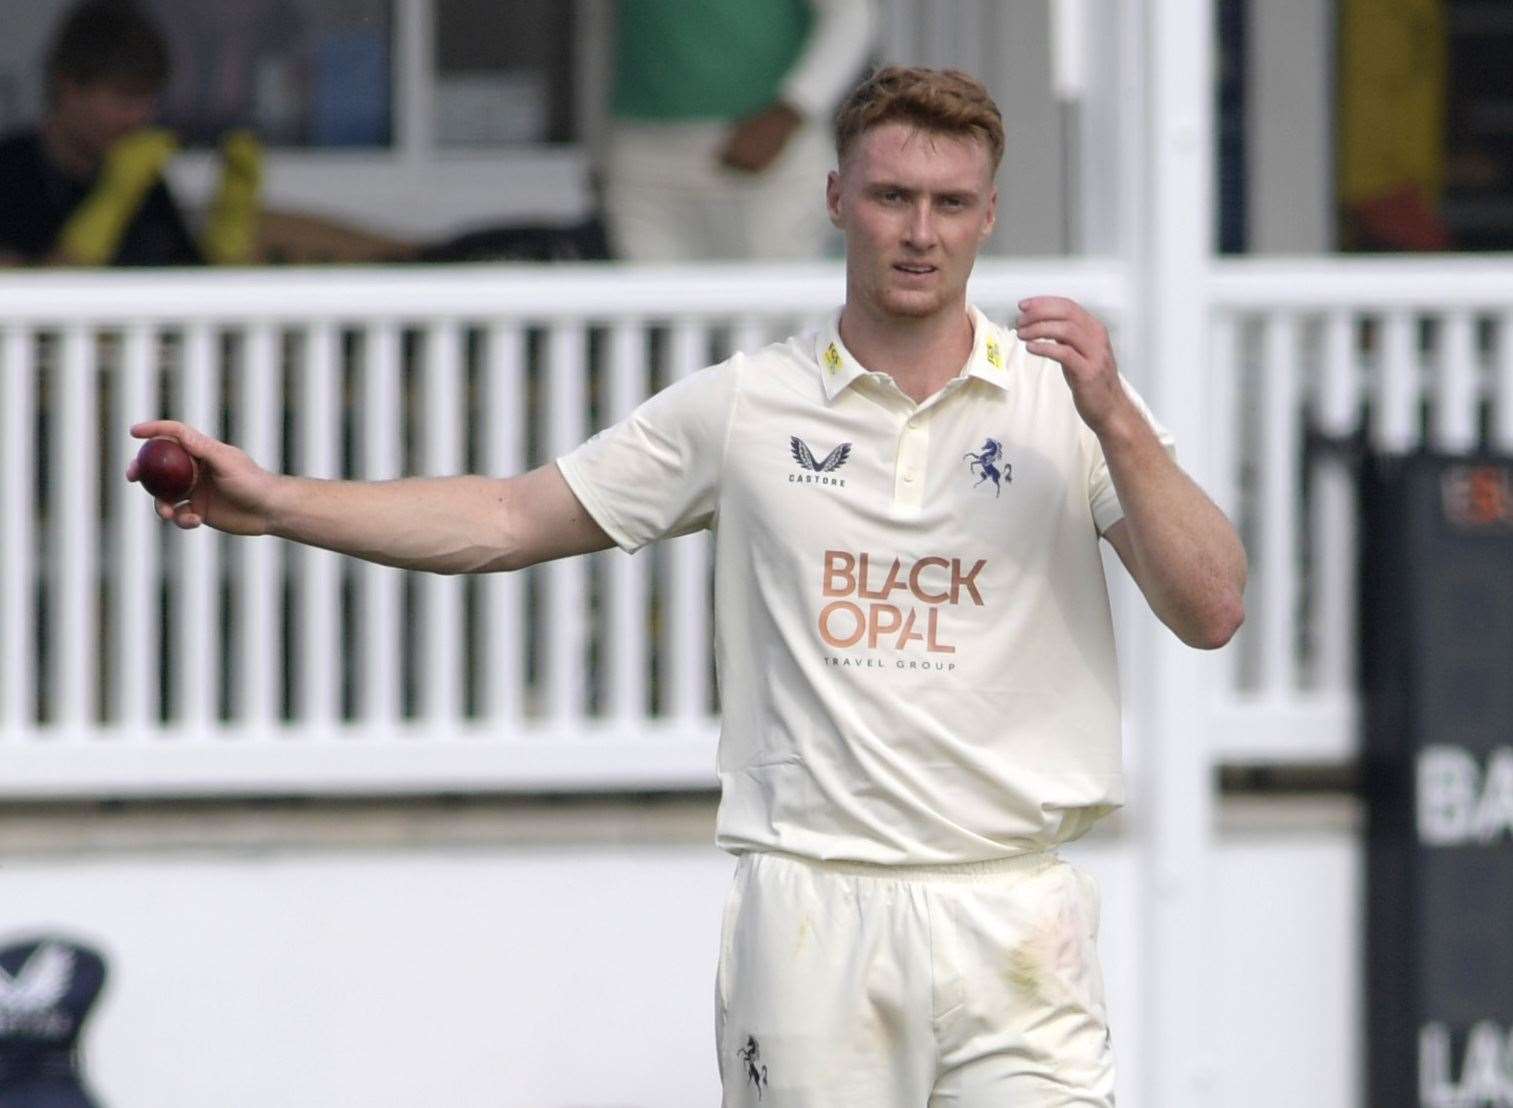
[1016,297,1247,649]
[126,420,614,574]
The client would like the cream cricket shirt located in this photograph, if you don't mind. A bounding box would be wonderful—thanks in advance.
[558,306,1175,865]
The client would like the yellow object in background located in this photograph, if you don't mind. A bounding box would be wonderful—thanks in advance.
[1337,0,1446,208]
[203,130,263,265]
[56,128,177,265]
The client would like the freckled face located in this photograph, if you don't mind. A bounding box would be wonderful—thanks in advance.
[827,122,997,322]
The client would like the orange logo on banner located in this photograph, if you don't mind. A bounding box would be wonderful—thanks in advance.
[1443,466,1513,529]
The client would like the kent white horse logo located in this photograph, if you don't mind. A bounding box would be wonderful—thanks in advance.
[964,438,1012,496]
[737,1035,769,1098]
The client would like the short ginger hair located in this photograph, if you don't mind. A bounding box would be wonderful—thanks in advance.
[834,66,1005,174]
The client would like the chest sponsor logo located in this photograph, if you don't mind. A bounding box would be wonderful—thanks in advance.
[819,549,984,659]
[788,436,851,487]
[965,438,1012,497]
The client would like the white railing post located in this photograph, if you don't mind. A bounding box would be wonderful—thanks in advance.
[179,321,223,730]
[2,326,35,732]
[235,322,281,729]
[481,321,527,725]
[545,321,589,722]
[1374,312,1419,454]
[1258,314,1301,696]
[1434,311,1479,453]
[298,320,344,727]
[421,321,466,726]
[117,322,160,725]
[1314,312,1362,695]
[1138,0,1219,1102]
[360,321,404,726]
[54,326,97,731]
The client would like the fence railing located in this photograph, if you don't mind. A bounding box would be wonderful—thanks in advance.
[5,256,1509,796]
[1208,256,1513,761]
[0,260,1125,796]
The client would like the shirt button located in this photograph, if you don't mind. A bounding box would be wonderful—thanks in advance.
[902,471,916,483]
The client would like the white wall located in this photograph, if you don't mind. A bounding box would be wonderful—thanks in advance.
[2,800,731,1108]
[0,797,1360,1108]
[1212,798,1364,1108]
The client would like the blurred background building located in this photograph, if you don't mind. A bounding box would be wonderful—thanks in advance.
[1,1,1510,1106]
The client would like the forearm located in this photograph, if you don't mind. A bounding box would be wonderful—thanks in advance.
[268,474,516,575]
[1099,407,1247,648]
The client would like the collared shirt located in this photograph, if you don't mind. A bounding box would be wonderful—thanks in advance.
[558,306,1175,864]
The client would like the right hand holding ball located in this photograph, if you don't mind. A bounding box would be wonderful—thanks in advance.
[131,437,197,502]
[126,420,277,536]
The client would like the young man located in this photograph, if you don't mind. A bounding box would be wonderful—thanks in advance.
[129,67,1245,1105]
[0,0,259,267]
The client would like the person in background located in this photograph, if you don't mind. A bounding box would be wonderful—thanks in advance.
[1337,0,1453,251]
[605,0,877,261]
[0,0,261,268]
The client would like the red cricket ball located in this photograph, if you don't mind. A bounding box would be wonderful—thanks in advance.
[134,437,198,502]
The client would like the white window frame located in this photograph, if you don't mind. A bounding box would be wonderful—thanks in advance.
[167,0,598,239]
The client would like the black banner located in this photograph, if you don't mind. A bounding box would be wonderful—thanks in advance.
[1362,454,1513,1108]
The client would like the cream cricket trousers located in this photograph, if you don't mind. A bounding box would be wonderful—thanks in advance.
[715,850,1116,1107]
[604,120,837,262]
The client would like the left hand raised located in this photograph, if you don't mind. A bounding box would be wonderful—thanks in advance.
[1016,296,1133,436]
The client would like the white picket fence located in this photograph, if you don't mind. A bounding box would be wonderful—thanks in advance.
[0,260,1119,796]
[1209,257,1513,762]
[1,256,1508,797]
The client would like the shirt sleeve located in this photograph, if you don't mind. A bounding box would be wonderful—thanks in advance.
[556,356,740,553]
[1087,374,1178,536]
[780,0,880,120]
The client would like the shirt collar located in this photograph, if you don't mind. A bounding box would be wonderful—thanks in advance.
[815,313,869,400]
[815,305,1015,401]
[962,305,1016,392]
